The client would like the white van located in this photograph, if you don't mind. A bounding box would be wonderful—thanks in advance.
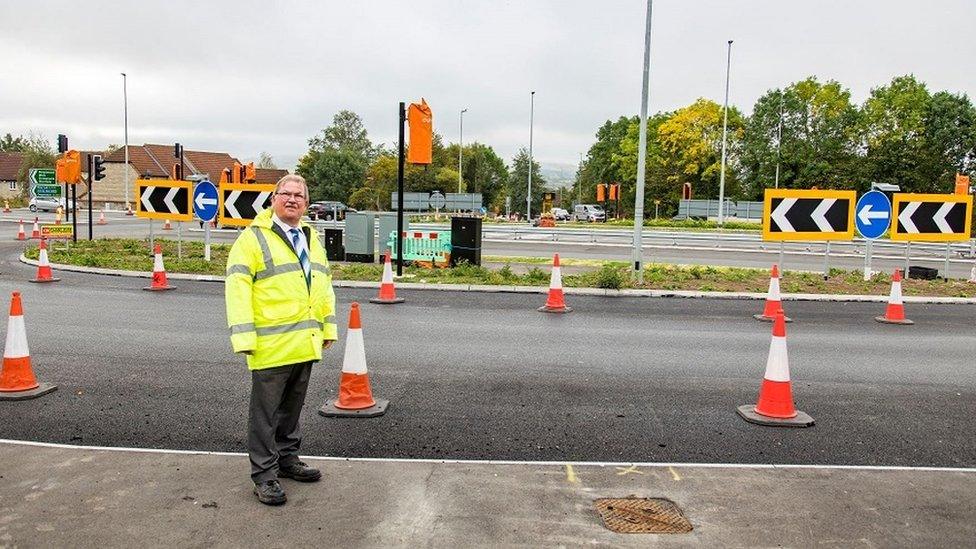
[573,204,605,222]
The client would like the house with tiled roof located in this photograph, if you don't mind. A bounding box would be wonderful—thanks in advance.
[0,152,24,200]
[96,145,288,209]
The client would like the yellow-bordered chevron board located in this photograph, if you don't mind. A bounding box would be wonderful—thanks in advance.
[219,182,276,227]
[762,189,856,241]
[135,179,192,222]
[890,193,972,242]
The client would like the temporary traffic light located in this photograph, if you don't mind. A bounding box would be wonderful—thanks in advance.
[174,142,183,159]
[171,163,183,180]
[56,150,82,184]
[596,183,606,202]
[92,155,106,181]
[609,183,619,201]
[244,162,256,182]
[57,134,68,154]
[407,99,433,165]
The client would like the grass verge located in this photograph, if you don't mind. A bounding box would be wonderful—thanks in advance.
[22,238,976,297]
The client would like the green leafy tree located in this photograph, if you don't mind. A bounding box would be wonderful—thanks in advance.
[0,133,27,152]
[297,148,367,202]
[741,77,862,198]
[443,142,508,207]
[307,110,380,161]
[257,151,277,169]
[861,75,932,192]
[613,112,671,216]
[506,147,548,216]
[15,135,56,185]
[575,117,635,207]
[917,91,976,190]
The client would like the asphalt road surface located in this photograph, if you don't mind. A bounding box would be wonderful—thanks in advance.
[0,240,973,467]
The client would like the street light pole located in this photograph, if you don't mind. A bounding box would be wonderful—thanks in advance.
[527,91,535,220]
[633,0,653,283]
[122,72,129,210]
[774,96,783,189]
[458,108,467,193]
[718,39,733,225]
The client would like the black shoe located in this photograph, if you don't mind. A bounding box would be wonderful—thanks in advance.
[253,479,287,505]
[277,461,322,482]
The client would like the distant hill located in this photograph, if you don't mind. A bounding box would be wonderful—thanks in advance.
[539,162,577,190]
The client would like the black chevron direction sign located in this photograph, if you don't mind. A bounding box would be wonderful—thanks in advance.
[219,183,276,227]
[891,193,973,242]
[762,189,856,241]
[135,180,192,221]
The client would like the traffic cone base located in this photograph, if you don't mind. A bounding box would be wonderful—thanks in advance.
[319,397,389,418]
[736,404,815,427]
[370,296,404,304]
[875,315,914,325]
[754,312,792,323]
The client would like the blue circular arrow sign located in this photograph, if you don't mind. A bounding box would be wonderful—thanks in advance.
[193,180,219,222]
[855,190,892,239]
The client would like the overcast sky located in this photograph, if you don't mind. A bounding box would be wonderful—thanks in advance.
[2,0,974,170]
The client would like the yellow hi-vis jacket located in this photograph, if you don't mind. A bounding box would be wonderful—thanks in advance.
[225,209,338,370]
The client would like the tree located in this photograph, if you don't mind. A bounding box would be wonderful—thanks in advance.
[257,151,277,169]
[575,117,635,207]
[296,148,367,202]
[613,112,670,216]
[1,133,27,152]
[443,141,508,207]
[307,110,380,162]
[506,147,548,216]
[917,91,976,191]
[654,98,745,202]
[860,75,932,192]
[15,135,55,186]
[740,77,861,198]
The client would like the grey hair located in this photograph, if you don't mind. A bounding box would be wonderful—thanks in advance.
[274,174,309,201]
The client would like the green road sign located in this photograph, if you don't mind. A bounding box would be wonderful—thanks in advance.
[34,184,62,198]
[29,168,56,186]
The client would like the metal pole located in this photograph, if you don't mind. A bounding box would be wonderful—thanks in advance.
[944,243,951,280]
[632,0,653,283]
[204,221,211,262]
[823,241,830,280]
[149,219,153,252]
[904,241,910,279]
[177,222,182,260]
[863,240,872,281]
[774,98,783,189]
[527,91,535,221]
[396,102,406,276]
[122,72,129,211]
[458,108,467,193]
[73,171,80,243]
[577,152,583,206]
[717,39,733,225]
[778,241,784,271]
[87,179,93,240]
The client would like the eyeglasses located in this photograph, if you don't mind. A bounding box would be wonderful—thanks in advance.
[275,192,306,201]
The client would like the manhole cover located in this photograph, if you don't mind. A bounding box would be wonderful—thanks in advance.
[593,497,693,534]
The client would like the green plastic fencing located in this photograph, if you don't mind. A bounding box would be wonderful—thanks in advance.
[386,230,452,265]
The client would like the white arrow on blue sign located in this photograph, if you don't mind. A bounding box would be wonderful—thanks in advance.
[193,180,219,222]
[855,190,892,239]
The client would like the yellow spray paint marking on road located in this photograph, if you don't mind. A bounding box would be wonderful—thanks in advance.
[564,464,579,484]
[669,466,682,481]
[615,465,644,476]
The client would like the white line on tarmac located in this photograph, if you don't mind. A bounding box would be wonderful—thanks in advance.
[2,439,975,473]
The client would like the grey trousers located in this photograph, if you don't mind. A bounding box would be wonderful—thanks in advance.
[248,361,313,483]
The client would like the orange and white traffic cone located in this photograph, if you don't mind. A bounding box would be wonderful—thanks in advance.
[754,264,791,322]
[538,253,572,313]
[97,210,107,225]
[30,239,60,283]
[143,243,175,291]
[0,292,57,400]
[876,269,913,325]
[319,302,389,418]
[369,250,404,304]
[125,203,134,216]
[162,219,172,230]
[16,220,25,241]
[3,200,10,213]
[737,310,814,427]
[30,218,40,239]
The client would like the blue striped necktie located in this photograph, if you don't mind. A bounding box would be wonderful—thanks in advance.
[289,228,311,287]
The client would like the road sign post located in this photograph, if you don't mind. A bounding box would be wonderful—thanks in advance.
[194,180,218,262]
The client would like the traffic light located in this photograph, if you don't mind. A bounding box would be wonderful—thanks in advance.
[174,142,183,159]
[57,134,68,154]
[171,163,183,180]
[609,183,619,201]
[92,155,106,181]
[596,183,606,202]
[244,162,256,182]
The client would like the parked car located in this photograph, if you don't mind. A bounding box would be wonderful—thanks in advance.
[29,197,66,213]
[551,207,571,221]
[572,204,605,222]
[307,201,356,221]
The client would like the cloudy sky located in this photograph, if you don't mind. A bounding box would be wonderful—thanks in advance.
[2,0,973,171]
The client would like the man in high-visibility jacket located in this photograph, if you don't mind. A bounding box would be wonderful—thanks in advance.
[225,174,338,506]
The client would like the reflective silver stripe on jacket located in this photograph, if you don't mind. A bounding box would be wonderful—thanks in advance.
[311,263,330,276]
[226,264,252,278]
[254,262,304,281]
[323,315,336,324]
[255,319,324,336]
[249,226,331,281]
[229,322,256,334]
